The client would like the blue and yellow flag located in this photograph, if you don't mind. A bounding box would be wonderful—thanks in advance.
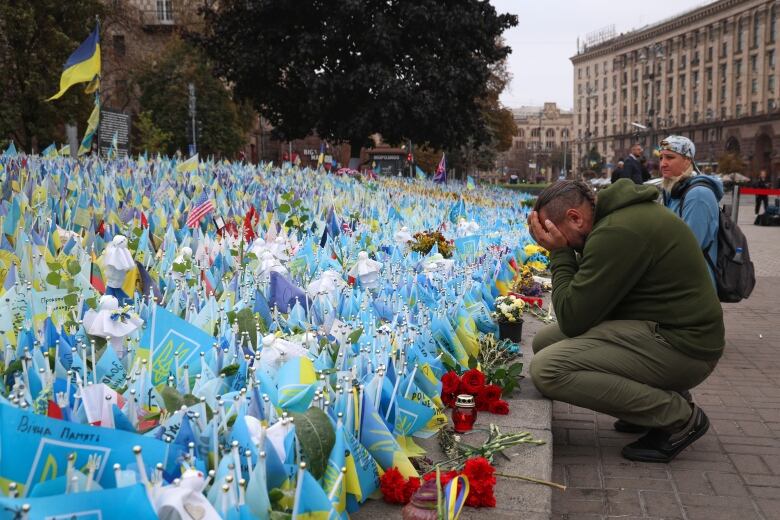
[277,356,317,413]
[359,393,418,479]
[48,25,101,100]
[293,469,334,520]
[78,95,100,156]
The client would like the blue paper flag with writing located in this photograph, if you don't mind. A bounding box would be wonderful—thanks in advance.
[139,304,217,385]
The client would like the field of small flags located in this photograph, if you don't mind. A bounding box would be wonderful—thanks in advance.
[0,148,549,519]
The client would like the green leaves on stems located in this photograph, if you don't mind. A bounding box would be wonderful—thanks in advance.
[290,407,335,480]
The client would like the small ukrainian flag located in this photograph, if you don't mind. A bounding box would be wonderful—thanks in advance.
[48,25,101,101]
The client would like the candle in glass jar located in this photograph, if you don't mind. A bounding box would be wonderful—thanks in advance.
[452,394,477,433]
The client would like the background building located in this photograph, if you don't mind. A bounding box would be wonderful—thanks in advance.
[500,102,573,182]
[572,0,779,182]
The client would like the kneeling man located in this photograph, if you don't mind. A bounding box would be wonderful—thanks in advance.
[528,179,723,462]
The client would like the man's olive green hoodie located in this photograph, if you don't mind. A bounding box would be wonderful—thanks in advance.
[549,179,725,360]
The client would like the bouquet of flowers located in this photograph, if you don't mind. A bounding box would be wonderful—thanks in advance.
[380,456,498,508]
[441,368,509,414]
[512,265,543,297]
[409,230,454,258]
[492,294,525,323]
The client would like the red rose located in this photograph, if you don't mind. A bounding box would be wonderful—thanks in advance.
[475,394,490,411]
[423,469,459,487]
[488,399,510,415]
[480,384,503,404]
[403,477,421,503]
[462,457,497,508]
[442,393,456,408]
[462,457,496,482]
[460,368,486,395]
[442,371,461,395]
[380,468,407,504]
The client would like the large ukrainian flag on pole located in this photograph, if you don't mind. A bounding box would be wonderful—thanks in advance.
[48,24,101,100]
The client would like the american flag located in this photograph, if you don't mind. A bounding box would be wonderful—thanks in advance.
[186,192,214,228]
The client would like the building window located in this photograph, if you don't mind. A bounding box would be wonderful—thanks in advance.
[735,59,742,77]
[736,104,742,116]
[720,84,726,100]
[771,5,777,43]
[681,54,687,69]
[531,128,540,137]
[752,11,760,48]
[578,68,582,79]
[681,94,686,107]
[517,141,525,149]
[595,63,599,74]
[736,82,742,96]
[752,78,758,94]
[707,88,713,102]
[770,75,776,93]
[546,129,555,137]
[721,41,728,57]
[680,74,686,90]
[751,101,758,115]
[769,99,777,111]
[693,111,699,123]
[721,106,727,119]
[769,50,776,70]
[667,96,673,111]
[578,84,582,95]
[681,113,687,124]
[737,17,745,52]
[750,54,758,73]
[578,114,582,124]
[719,63,727,81]
[112,34,126,56]
[707,46,713,62]
[157,0,173,22]
[693,90,699,105]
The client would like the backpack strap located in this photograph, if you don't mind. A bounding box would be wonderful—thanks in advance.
[676,181,718,259]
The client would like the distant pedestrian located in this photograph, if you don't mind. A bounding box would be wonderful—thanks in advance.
[659,135,723,287]
[611,161,624,184]
[620,143,645,184]
[639,156,651,182]
[752,169,770,215]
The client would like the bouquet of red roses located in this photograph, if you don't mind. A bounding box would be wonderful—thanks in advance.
[380,457,498,508]
[441,368,509,414]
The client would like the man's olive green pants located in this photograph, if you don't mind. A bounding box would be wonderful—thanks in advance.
[530,320,719,430]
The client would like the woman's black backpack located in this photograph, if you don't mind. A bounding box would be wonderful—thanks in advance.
[679,185,756,303]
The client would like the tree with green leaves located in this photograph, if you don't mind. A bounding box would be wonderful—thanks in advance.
[133,38,252,157]
[198,0,517,162]
[0,0,103,151]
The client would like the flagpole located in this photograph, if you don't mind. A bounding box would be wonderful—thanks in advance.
[94,16,101,158]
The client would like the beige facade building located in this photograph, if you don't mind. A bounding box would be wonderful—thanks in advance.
[571,0,779,183]
[501,102,573,181]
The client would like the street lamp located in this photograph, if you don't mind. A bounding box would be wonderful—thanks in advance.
[639,43,665,153]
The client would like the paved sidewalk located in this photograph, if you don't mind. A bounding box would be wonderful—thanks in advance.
[551,197,780,520]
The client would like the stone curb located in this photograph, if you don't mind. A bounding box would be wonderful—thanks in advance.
[353,317,554,519]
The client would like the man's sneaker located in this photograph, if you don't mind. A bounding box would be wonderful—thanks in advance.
[613,419,649,433]
[621,405,710,463]
[612,390,694,434]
